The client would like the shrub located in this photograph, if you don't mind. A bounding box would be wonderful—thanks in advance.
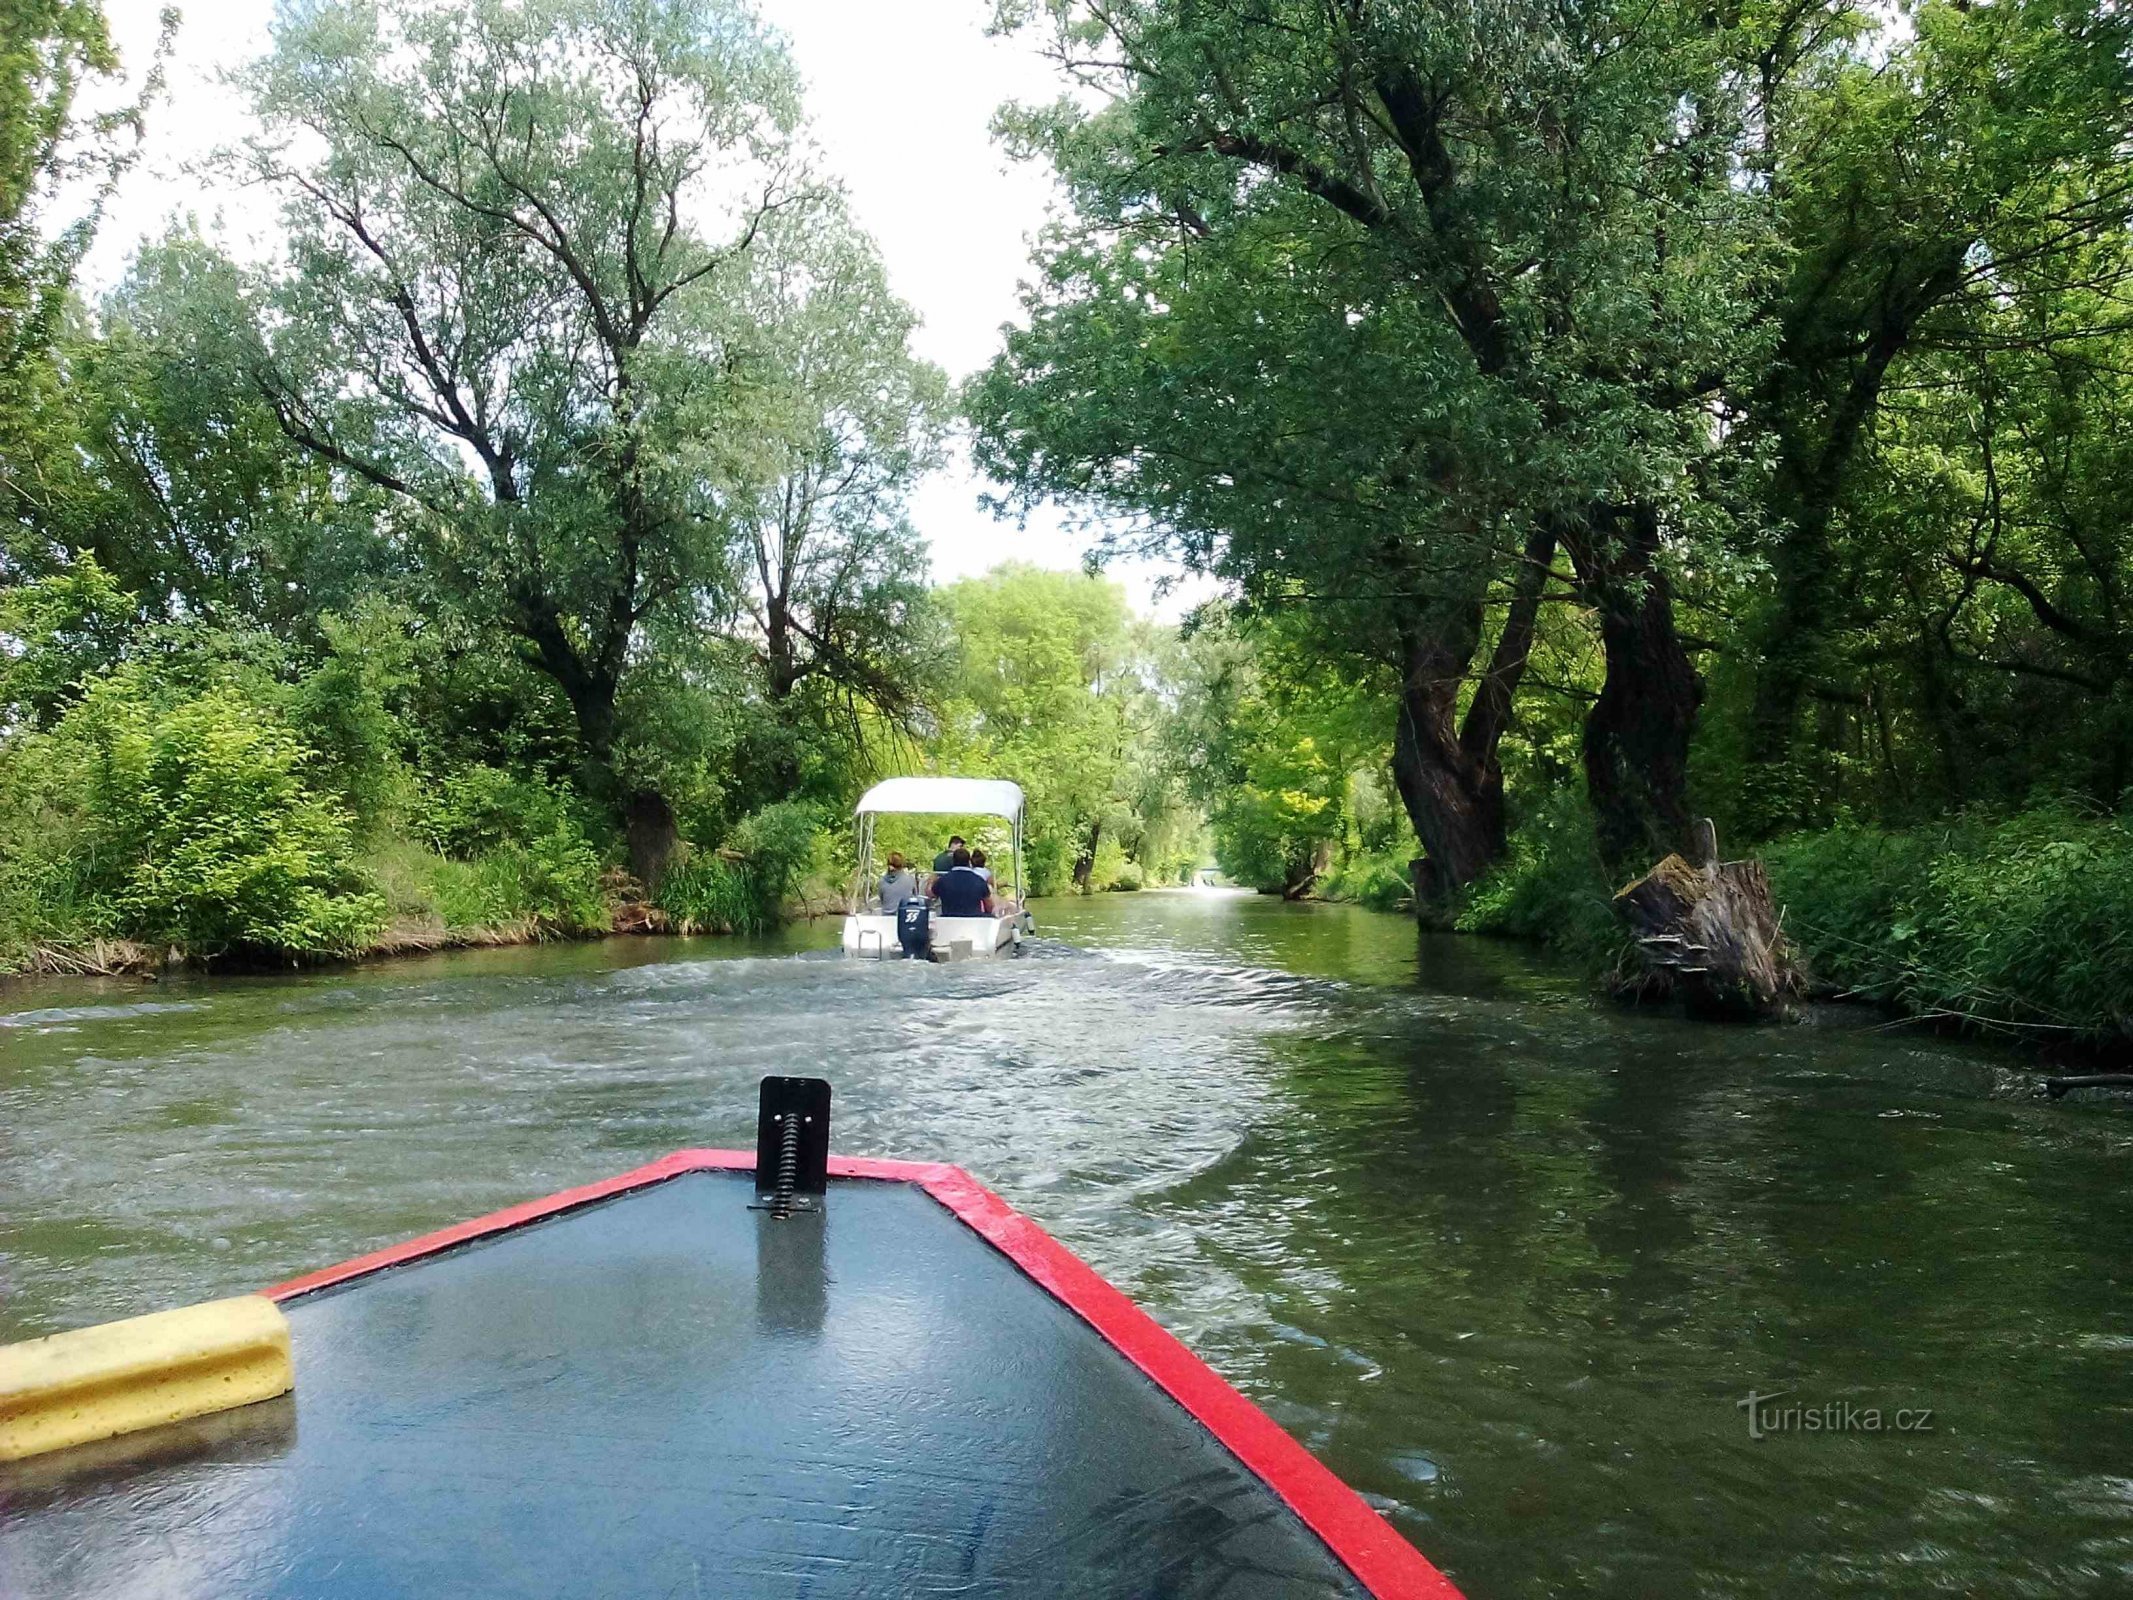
[1766,810,2133,1046]
[45,679,385,957]
[653,854,757,935]
[1111,860,1145,891]
[1320,848,1413,912]
[285,602,420,828]
[429,827,609,936]
[420,768,558,857]
[656,801,823,935]
[1457,793,1623,964]
[1757,823,1949,999]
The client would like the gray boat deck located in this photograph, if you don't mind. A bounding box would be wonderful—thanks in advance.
[0,1169,1373,1598]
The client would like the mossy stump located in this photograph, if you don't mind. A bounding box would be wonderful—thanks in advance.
[1613,851,1803,1018]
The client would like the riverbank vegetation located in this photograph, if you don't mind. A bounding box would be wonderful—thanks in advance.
[4,0,2131,1050]
[968,0,2133,1047]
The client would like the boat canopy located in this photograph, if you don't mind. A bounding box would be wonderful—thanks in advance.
[855,777,1024,820]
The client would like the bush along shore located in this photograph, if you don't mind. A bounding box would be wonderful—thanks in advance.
[0,565,1192,981]
[1455,796,2133,1060]
[0,586,825,978]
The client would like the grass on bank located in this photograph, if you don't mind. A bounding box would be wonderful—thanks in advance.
[1762,810,2133,1047]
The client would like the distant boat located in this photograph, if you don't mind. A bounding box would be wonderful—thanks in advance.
[841,776,1035,961]
[0,1079,1460,1598]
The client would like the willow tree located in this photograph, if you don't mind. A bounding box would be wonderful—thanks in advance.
[2,0,165,575]
[978,0,1773,884]
[235,0,827,883]
[724,213,949,796]
[967,166,1561,897]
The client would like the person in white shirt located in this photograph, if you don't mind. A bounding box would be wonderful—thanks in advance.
[969,848,995,887]
[877,852,920,911]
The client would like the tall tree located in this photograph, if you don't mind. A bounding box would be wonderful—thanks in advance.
[935,565,1149,894]
[1734,0,2133,832]
[235,0,824,882]
[967,160,1561,899]
[1,0,164,571]
[980,0,1772,882]
[55,232,401,632]
[725,211,949,793]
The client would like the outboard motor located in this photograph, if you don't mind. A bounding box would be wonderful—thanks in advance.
[895,898,931,960]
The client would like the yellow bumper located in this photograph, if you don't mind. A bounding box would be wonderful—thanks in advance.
[0,1294,293,1461]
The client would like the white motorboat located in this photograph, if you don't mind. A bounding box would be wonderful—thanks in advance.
[840,777,1034,961]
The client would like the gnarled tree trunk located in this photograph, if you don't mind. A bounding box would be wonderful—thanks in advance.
[1392,524,1556,910]
[1393,629,1498,906]
[1562,504,1698,877]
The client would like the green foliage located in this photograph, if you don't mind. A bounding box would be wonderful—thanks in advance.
[656,801,822,936]
[2,0,126,459]
[1165,609,1397,898]
[17,674,385,957]
[1754,825,1947,999]
[1457,795,1624,966]
[929,565,1185,897]
[423,765,586,860]
[1766,812,2133,1046]
[1318,849,1412,915]
[425,828,608,938]
[219,0,948,866]
[285,602,423,829]
[0,552,133,725]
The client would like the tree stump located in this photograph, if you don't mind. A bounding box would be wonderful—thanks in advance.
[1612,851,1803,1018]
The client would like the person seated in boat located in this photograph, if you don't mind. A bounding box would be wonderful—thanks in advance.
[930,835,965,878]
[877,851,919,911]
[933,848,993,918]
[969,848,994,887]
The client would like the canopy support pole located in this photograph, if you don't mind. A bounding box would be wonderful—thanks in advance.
[852,814,876,911]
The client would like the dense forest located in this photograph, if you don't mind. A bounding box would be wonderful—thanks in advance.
[3,0,2131,1049]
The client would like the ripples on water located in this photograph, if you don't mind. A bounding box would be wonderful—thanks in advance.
[3,889,2129,1597]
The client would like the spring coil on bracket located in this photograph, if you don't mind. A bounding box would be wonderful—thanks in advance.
[750,1076,830,1217]
[770,1109,804,1218]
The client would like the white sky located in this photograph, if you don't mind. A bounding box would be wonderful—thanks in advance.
[86,0,1217,619]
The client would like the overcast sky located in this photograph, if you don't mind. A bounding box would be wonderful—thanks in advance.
[88,0,1215,617]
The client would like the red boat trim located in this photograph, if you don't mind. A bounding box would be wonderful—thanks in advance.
[264,1150,1463,1600]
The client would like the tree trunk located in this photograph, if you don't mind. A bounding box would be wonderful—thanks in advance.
[1392,615,1501,908]
[625,789,682,896]
[1072,820,1101,893]
[1743,247,1967,834]
[1562,505,1698,878]
[1741,445,1846,834]
[1389,526,1555,913]
[515,621,681,894]
[765,608,799,701]
[1283,837,1332,900]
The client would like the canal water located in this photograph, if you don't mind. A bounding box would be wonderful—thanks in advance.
[2,890,2127,1597]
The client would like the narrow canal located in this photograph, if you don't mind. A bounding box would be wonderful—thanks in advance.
[3,890,2127,1596]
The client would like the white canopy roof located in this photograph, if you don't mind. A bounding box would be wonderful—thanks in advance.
[855,777,1024,819]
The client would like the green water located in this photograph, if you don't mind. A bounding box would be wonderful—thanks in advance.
[3,890,2128,1596]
